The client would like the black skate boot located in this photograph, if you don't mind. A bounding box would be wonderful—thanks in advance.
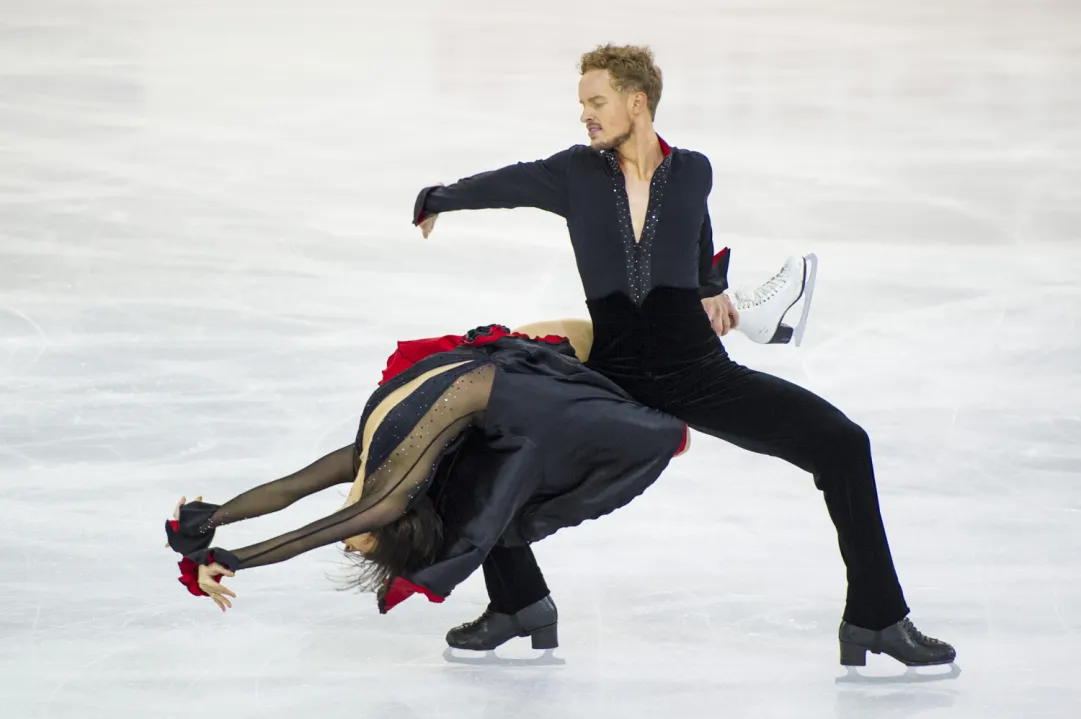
[839,617,956,667]
[446,596,558,651]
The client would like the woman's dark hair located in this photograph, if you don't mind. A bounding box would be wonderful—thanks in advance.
[342,495,444,594]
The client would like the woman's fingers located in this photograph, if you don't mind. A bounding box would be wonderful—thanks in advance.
[199,568,237,599]
[171,495,203,521]
[207,562,235,578]
[209,586,234,612]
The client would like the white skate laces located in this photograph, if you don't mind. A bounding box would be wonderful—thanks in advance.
[734,265,793,310]
[731,254,817,346]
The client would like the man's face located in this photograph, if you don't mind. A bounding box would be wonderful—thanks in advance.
[578,69,636,151]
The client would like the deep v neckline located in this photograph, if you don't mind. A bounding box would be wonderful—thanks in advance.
[604,151,673,305]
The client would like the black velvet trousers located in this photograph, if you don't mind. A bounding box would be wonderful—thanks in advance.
[479,287,912,630]
[482,544,550,614]
[480,351,911,629]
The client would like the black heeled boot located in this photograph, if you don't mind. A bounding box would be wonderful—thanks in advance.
[839,617,956,667]
[446,596,558,651]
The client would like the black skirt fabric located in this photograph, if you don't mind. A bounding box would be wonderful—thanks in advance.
[376,329,687,611]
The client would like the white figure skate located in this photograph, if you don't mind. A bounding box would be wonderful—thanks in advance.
[733,254,818,346]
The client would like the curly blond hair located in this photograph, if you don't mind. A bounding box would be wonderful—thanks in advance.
[579,44,663,118]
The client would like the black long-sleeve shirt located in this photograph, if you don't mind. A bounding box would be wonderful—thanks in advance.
[413,137,729,306]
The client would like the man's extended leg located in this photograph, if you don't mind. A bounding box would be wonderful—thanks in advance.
[649,357,954,666]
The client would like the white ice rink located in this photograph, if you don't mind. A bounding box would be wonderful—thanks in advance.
[2,1,1079,717]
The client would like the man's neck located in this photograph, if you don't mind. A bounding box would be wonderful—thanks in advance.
[616,125,662,181]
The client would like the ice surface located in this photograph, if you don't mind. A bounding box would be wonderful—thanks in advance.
[1,1,1079,717]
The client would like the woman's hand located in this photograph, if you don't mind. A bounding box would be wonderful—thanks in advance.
[164,495,202,549]
[165,495,235,609]
[197,563,237,612]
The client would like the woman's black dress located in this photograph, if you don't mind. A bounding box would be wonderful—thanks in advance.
[166,325,687,611]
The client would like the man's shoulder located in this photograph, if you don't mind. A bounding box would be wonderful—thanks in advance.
[543,144,599,166]
[671,146,711,167]
[559,144,596,159]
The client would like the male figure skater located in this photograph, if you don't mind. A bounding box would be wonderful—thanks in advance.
[413,44,954,668]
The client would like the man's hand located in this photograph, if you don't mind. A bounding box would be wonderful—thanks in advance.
[419,214,438,238]
[418,183,444,238]
[702,294,740,337]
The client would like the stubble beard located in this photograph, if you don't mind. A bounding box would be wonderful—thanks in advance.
[592,127,634,152]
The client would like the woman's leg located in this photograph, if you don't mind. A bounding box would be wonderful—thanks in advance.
[512,319,594,361]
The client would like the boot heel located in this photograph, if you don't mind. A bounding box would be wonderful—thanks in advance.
[768,324,794,344]
[840,641,867,666]
[530,623,558,650]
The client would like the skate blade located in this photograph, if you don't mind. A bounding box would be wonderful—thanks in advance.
[442,646,566,667]
[762,254,814,345]
[835,662,961,685]
[792,253,818,347]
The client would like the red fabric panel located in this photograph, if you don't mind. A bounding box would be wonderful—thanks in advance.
[381,576,446,612]
[380,334,466,385]
[676,425,690,456]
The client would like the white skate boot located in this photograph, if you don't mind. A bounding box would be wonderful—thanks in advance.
[733,254,818,346]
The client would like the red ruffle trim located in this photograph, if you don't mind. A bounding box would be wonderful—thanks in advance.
[381,576,446,613]
[462,326,567,349]
[379,326,568,386]
[177,551,223,598]
[380,333,466,385]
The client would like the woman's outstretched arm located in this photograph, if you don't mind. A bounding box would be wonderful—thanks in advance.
[166,362,496,609]
[166,445,358,548]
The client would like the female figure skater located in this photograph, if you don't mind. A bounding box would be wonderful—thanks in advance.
[165,256,815,648]
[167,319,686,631]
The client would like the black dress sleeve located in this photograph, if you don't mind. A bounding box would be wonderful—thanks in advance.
[413,147,576,223]
[188,475,422,571]
[168,364,497,576]
[165,445,357,559]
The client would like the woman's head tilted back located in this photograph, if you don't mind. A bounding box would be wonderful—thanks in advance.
[343,495,445,594]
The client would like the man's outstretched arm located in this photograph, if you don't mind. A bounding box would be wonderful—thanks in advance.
[413,147,576,233]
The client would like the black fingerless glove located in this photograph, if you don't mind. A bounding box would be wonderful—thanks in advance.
[164,500,219,556]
